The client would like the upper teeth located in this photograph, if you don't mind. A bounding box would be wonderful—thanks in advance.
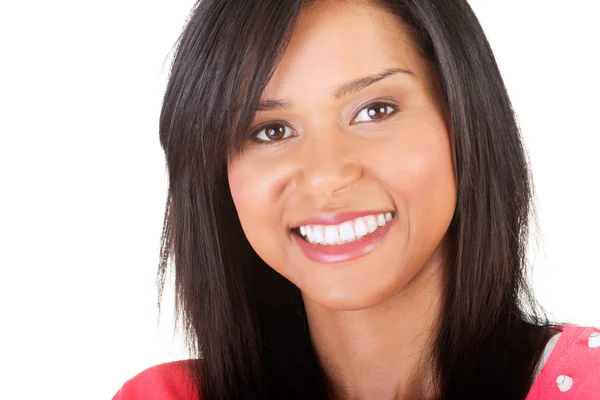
[298,212,393,246]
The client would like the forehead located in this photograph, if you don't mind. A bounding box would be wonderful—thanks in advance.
[262,0,426,102]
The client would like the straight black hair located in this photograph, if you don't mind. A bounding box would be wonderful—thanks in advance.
[157,0,553,398]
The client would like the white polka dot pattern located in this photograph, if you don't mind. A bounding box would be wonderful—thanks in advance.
[526,325,600,399]
[556,375,573,392]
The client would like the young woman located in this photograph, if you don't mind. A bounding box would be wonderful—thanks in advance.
[113,0,599,398]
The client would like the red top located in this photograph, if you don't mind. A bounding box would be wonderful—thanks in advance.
[526,324,600,399]
[112,360,197,400]
[113,324,600,400]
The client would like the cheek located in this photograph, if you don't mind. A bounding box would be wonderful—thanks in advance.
[228,160,272,232]
[376,122,456,245]
[227,157,291,266]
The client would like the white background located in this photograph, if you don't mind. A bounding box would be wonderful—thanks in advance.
[0,1,598,399]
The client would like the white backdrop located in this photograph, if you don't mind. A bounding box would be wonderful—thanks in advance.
[0,1,598,399]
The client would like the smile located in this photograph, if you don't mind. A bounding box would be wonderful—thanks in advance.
[295,212,395,246]
[291,211,397,264]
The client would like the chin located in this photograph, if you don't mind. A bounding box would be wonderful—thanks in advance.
[301,281,401,311]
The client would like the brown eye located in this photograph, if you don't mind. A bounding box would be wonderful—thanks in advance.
[266,125,285,140]
[253,123,293,143]
[353,101,397,124]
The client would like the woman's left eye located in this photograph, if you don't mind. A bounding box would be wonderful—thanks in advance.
[352,102,398,124]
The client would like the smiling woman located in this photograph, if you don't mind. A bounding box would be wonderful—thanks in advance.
[113,0,599,399]
[227,4,455,319]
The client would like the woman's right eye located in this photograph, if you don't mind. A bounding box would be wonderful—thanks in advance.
[252,123,295,144]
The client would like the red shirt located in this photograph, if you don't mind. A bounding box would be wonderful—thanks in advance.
[113,324,600,399]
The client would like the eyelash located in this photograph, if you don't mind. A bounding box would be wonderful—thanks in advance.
[250,100,399,145]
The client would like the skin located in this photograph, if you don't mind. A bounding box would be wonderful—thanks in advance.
[228,0,457,398]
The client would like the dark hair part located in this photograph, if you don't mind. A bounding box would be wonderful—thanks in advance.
[157,0,553,398]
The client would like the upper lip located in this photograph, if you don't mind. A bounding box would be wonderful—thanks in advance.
[292,210,395,228]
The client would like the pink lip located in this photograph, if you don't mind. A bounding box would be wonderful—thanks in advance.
[293,210,394,227]
[292,216,397,264]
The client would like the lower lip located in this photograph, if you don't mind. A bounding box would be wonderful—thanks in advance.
[292,218,397,264]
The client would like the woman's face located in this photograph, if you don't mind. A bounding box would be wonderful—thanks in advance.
[228,0,457,310]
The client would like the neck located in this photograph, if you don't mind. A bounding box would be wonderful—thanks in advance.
[302,252,446,400]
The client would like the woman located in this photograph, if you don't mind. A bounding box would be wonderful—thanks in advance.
[113,0,599,398]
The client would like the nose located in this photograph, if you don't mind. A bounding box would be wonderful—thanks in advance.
[295,129,363,198]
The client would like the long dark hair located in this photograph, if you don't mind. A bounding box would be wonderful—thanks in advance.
[157,0,552,398]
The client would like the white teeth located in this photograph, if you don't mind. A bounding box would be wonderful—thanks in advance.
[297,212,395,245]
[353,218,368,238]
[313,225,325,244]
[366,216,378,233]
[324,225,340,245]
[339,222,356,242]
[306,225,314,243]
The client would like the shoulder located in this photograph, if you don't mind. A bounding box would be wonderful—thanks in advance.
[527,324,600,399]
[112,360,199,400]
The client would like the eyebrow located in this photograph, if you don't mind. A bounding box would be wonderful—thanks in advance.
[257,67,415,111]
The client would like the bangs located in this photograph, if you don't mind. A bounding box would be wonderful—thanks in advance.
[159,0,308,177]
